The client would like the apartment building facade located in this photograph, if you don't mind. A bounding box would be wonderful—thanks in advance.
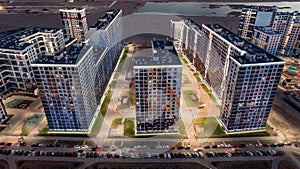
[89,9,123,104]
[171,21,284,132]
[59,8,89,42]
[0,27,65,97]
[31,44,97,131]
[252,26,281,56]
[0,101,7,124]
[238,6,277,40]
[272,11,300,57]
[133,41,182,134]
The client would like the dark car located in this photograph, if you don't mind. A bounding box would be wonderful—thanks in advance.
[46,144,54,147]
[177,146,184,150]
[19,142,26,146]
[212,145,218,149]
[270,143,277,147]
[203,145,210,149]
[5,143,12,146]
[31,143,39,147]
[277,143,284,147]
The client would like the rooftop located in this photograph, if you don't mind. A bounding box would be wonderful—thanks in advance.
[206,24,283,64]
[276,11,300,15]
[90,9,121,30]
[134,41,182,67]
[0,27,61,51]
[34,43,91,65]
[242,5,277,12]
[254,26,281,35]
[184,19,202,33]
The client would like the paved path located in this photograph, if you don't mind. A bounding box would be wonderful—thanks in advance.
[97,45,135,142]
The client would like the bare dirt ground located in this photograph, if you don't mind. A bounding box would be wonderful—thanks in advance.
[86,162,209,169]
[278,160,300,169]
[0,160,8,169]
[212,160,272,169]
[268,92,300,140]
[17,161,84,169]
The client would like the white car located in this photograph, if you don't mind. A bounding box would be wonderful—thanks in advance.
[198,152,204,158]
[81,145,88,149]
[194,148,202,152]
[163,145,169,149]
[74,145,81,149]
[255,143,263,148]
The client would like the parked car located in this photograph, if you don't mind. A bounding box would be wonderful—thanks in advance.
[19,142,26,146]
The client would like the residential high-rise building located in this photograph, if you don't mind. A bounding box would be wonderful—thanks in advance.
[0,27,65,97]
[88,9,123,104]
[172,21,284,132]
[238,6,277,40]
[59,8,88,42]
[0,100,7,123]
[31,43,98,131]
[0,9,123,130]
[272,11,300,57]
[133,41,182,134]
[171,19,207,78]
[252,26,281,56]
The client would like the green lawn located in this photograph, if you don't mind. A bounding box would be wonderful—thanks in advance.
[111,118,122,129]
[21,126,29,136]
[100,90,112,117]
[194,75,202,82]
[110,80,117,89]
[38,127,88,137]
[114,73,119,79]
[201,84,210,93]
[178,53,189,64]
[124,118,135,136]
[129,91,135,105]
[183,90,199,107]
[39,127,49,135]
[117,47,129,72]
[227,131,269,137]
[193,117,270,138]
[177,118,187,137]
[200,84,217,102]
[208,93,217,102]
[89,90,112,137]
[193,117,226,137]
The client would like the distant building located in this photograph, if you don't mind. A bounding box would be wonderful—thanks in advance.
[0,100,7,123]
[272,11,300,57]
[0,27,65,97]
[59,8,88,42]
[133,41,182,134]
[31,43,98,131]
[252,26,281,56]
[172,21,285,132]
[238,6,277,40]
